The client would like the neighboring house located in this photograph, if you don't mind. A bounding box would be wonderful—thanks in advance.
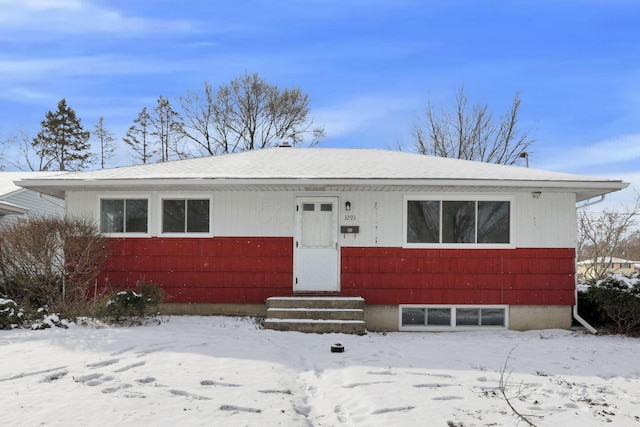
[0,172,65,228]
[16,147,628,331]
[576,257,639,282]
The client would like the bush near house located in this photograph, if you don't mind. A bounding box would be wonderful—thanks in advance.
[99,282,165,325]
[0,215,109,320]
[579,274,640,335]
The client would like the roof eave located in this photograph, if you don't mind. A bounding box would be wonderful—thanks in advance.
[16,177,629,200]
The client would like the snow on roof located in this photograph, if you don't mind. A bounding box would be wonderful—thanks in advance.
[14,147,628,200]
[0,171,66,197]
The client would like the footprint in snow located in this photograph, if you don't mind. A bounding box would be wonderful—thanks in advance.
[102,383,132,394]
[40,370,69,383]
[200,380,242,387]
[169,389,211,400]
[86,359,120,369]
[413,383,454,388]
[110,346,136,356]
[343,381,393,388]
[367,370,396,376]
[372,406,415,415]
[136,377,156,384]
[220,405,262,414]
[113,361,146,373]
[258,389,292,395]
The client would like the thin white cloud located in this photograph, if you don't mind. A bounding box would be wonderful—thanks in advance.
[0,0,194,36]
[313,95,414,139]
[545,134,640,171]
[0,55,190,82]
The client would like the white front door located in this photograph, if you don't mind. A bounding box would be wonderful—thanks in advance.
[294,197,339,292]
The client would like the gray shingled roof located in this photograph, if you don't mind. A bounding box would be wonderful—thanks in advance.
[15,147,628,201]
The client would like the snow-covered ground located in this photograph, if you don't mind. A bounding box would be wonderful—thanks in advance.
[1,316,639,427]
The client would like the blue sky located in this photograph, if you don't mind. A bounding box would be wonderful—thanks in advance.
[1,0,638,207]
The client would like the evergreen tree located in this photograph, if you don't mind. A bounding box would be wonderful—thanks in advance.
[32,99,92,171]
[93,116,117,169]
[123,107,154,164]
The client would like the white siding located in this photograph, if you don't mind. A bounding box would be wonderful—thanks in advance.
[0,190,64,228]
[514,192,576,248]
[64,189,577,248]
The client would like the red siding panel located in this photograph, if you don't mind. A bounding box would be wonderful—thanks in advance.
[98,238,575,307]
[97,237,293,303]
[341,247,575,306]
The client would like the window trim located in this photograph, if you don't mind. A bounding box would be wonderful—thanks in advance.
[158,193,213,237]
[98,194,151,237]
[403,194,514,248]
[399,304,509,331]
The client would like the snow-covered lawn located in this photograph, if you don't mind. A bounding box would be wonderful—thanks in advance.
[1,316,639,426]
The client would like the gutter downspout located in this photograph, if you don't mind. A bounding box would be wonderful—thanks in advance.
[574,195,606,334]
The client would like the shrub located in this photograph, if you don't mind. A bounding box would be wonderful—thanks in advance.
[101,283,164,325]
[0,215,109,317]
[0,297,24,329]
[582,274,640,335]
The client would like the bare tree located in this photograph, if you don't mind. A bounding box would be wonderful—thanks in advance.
[123,107,155,164]
[1,130,49,171]
[178,81,217,156]
[178,71,324,156]
[93,116,117,169]
[413,87,535,165]
[578,195,640,281]
[150,95,184,162]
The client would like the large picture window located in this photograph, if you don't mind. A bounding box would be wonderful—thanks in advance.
[162,199,210,233]
[407,198,510,245]
[101,199,148,233]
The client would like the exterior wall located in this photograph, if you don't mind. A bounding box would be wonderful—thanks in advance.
[341,247,576,305]
[364,305,399,332]
[97,237,293,303]
[70,188,579,331]
[508,305,572,330]
[66,190,579,249]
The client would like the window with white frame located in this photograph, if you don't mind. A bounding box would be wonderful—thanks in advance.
[400,305,507,330]
[161,199,210,233]
[100,198,149,233]
[406,198,511,245]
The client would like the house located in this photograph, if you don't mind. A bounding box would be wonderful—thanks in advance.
[576,257,639,282]
[0,172,65,228]
[16,147,628,332]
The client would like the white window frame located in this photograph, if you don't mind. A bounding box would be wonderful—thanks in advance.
[399,304,509,331]
[403,194,515,249]
[157,193,214,238]
[98,194,152,237]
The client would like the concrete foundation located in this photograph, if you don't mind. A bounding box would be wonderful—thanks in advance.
[159,302,265,317]
[364,305,399,332]
[158,303,573,332]
[508,305,572,331]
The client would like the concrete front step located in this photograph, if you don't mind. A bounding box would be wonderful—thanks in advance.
[264,296,366,335]
[267,308,363,321]
[266,296,365,310]
[264,319,366,335]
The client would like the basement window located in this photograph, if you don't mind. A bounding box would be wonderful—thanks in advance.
[400,305,507,331]
[100,198,148,234]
